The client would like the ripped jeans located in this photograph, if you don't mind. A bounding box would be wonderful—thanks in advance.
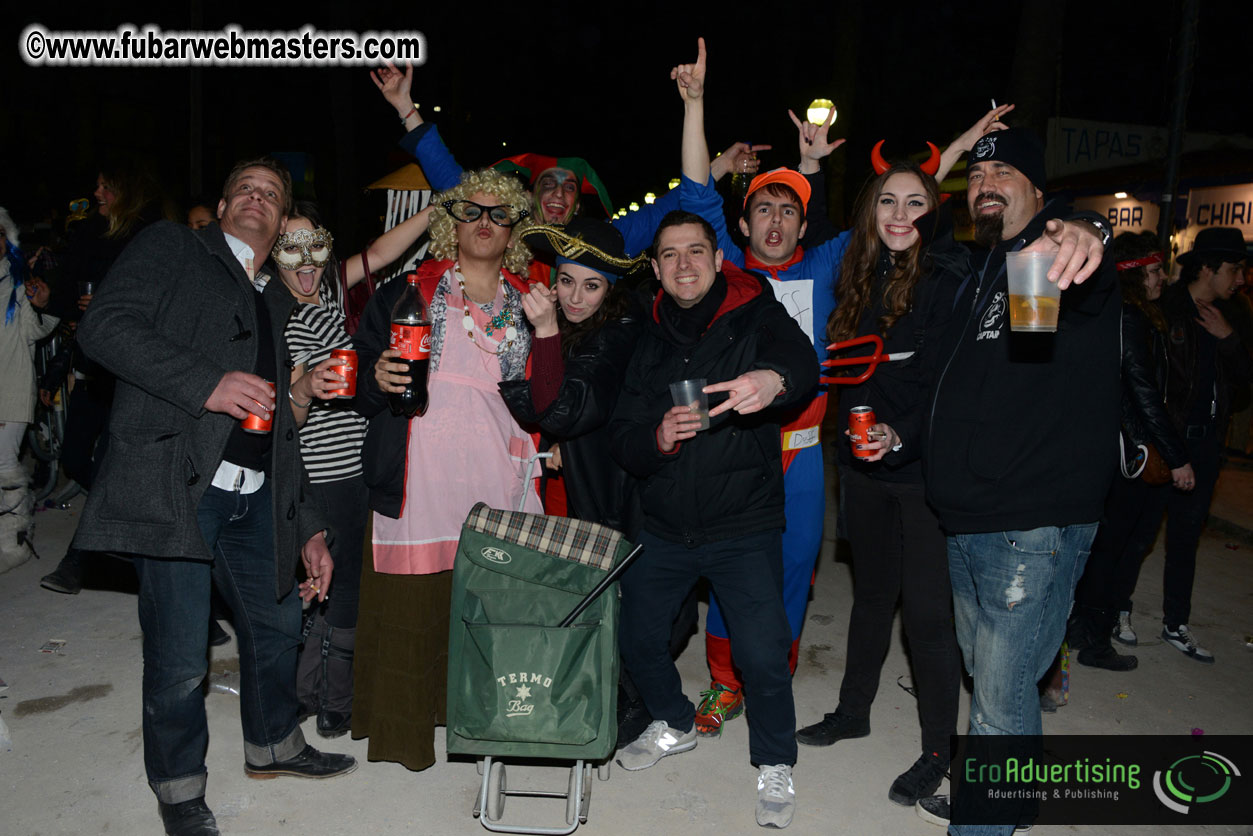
[948,525,1097,737]
[945,525,1096,836]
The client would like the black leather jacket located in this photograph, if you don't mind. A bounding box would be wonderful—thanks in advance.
[1160,282,1253,434]
[1120,304,1188,469]
[499,310,644,532]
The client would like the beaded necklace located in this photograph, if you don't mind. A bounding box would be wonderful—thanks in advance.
[456,267,518,355]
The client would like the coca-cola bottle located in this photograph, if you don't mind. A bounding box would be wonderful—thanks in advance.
[387,274,432,417]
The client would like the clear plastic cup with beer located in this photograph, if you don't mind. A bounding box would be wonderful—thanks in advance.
[1005,251,1062,332]
[669,378,711,431]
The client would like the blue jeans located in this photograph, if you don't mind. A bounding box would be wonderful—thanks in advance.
[619,529,796,767]
[946,523,1097,836]
[133,481,305,804]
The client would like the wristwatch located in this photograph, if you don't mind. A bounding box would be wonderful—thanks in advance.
[1083,217,1112,248]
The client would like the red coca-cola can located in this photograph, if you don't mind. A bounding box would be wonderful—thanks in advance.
[241,380,275,434]
[849,405,876,459]
[328,348,357,398]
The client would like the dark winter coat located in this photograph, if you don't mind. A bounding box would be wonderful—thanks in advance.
[923,201,1122,534]
[74,221,327,598]
[1159,282,1252,435]
[499,308,644,532]
[1119,304,1189,469]
[610,265,818,546]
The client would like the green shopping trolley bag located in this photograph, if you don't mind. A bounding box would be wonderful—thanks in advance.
[448,502,634,760]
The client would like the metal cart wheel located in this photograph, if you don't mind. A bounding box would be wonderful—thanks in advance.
[486,760,507,821]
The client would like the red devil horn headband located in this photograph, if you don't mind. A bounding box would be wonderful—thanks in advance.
[871,140,942,176]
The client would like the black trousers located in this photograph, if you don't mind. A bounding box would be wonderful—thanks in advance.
[620,528,796,767]
[310,474,368,629]
[1159,433,1222,627]
[60,381,111,489]
[1076,472,1171,615]
[837,468,960,756]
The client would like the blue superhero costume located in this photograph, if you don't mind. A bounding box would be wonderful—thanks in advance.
[679,172,849,685]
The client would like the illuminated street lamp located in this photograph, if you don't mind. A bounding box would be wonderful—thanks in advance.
[668,178,680,190]
[1114,191,1129,199]
[629,202,640,212]
[644,192,656,205]
[806,98,836,125]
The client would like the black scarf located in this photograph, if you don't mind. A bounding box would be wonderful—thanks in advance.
[658,273,728,345]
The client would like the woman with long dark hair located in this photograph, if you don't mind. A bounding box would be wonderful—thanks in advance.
[39,160,174,594]
[795,160,961,808]
[497,217,646,530]
[1068,232,1193,668]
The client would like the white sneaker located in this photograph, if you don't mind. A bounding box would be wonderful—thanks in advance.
[756,764,795,828]
[615,720,696,771]
[1114,610,1137,646]
[1161,624,1214,663]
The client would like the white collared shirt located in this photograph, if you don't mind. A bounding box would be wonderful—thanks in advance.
[221,231,257,281]
[213,230,266,494]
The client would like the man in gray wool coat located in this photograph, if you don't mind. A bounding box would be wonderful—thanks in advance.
[76,157,355,836]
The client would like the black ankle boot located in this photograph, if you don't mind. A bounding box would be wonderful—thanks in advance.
[157,798,219,836]
[1065,604,1102,651]
[795,708,870,746]
[1076,608,1137,670]
[40,549,84,594]
[1077,643,1138,670]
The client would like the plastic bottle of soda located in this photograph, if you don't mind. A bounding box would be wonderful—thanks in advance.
[388,274,431,417]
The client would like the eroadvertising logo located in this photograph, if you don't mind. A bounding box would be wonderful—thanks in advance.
[1152,751,1240,814]
[950,735,1250,827]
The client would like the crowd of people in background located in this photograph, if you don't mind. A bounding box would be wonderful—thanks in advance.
[1,40,1250,836]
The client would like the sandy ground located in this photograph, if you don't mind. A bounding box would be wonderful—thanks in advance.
[2,461,1251,836]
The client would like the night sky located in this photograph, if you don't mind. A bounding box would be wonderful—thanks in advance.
[3,1,1251,252]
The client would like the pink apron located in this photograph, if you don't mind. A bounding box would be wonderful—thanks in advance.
[372,282,542,574]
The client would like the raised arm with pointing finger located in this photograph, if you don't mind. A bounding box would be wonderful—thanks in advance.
[371,60,679,257]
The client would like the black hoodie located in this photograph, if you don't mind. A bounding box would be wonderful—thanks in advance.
[923,200,1121,534]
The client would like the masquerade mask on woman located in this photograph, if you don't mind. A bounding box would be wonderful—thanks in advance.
[273,226,334,269]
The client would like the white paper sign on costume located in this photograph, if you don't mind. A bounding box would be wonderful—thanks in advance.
[767,278,815,341]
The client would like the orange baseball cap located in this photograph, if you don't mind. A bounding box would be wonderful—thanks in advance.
[744,167,811,211]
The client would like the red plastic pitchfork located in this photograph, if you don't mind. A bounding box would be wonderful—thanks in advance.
[820,334,915,386]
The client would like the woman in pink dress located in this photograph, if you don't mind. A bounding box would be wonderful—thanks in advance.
[350,168,543,770]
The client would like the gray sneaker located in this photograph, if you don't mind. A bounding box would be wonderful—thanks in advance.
[1162,624,1214,663]
[615,720,696,771]
[1114,610,1137,646]
[756,764,795,828]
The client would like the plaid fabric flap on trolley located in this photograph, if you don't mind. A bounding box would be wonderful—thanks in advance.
[447,502,633,761]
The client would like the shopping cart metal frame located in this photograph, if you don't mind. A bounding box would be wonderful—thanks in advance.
[448,502,639,834]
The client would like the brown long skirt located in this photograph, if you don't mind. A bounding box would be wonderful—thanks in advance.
[351,518,452,771]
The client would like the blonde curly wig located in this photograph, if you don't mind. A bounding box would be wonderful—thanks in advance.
[428,168,534,276]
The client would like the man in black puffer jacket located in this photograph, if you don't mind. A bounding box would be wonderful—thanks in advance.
[610,211,816,829]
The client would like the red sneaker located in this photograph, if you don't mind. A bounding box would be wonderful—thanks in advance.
[694,681,744,736]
